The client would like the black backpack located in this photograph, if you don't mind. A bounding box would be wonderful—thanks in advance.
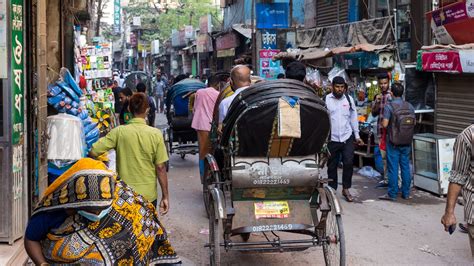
[388,101,416,145]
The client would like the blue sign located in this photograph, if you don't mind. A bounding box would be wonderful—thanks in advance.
[256,3,289,29]
[261,29,277,49]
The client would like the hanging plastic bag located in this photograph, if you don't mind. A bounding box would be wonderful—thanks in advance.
[305,67,322,88]
[328,66,350,83]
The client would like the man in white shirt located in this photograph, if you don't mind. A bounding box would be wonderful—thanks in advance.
[218,65,251,127]
[325,76,364,202]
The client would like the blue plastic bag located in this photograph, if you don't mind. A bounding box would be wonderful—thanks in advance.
[62,68,83,97]
[77,109,89,120]
[56,81,80,103]
[85,127,100,141]
[48,85,62,97]
[82,117,92,126]
[84,122,98,134]
[66,107,79,116]
[47,92,66,106]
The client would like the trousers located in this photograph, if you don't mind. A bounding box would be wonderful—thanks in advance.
[327,136,354,190]
[386,141,411,198]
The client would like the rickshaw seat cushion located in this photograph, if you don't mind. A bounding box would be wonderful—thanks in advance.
[173,96,189,116]
[171,116,193,130]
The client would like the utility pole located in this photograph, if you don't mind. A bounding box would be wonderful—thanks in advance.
[251,0,256,72]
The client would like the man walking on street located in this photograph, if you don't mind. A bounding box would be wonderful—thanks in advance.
[325,76,364,202]
[192,74,220,178]
[379,83,416,201]
[441,124,474,257]
[154,70,167,113]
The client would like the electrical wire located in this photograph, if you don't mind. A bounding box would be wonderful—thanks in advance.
[386,0,404,71]
[407,10,424,47]
[362,0,373,19]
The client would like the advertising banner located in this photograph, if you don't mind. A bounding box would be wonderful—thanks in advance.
[0,0,7,78]
[114,0,121,34]
[11,0,24,144]
[261,29,277,49]
[431,1,468,27]
[256,3,289,29]
[259,49,281,80]
[421,51,462,73]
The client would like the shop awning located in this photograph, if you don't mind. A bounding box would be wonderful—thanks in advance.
[296,16,393,49]
[273,44,393,67]
[417,46,474,74]
[232,24,252,39]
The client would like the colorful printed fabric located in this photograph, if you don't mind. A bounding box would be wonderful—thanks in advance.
[34,158,180,265]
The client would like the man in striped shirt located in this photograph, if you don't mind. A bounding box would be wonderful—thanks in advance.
[441,124,474,257]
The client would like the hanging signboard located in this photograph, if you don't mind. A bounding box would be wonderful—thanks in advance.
[259,49,281,80]
[419,50,462,73]
[114,0,121,34]
[256,3,289,29]
[216,32,239,50]
[261,29,277,50]
[427,1,474,45]
[185,25,194,39]
[0,0,7,78]
[11,0,24,144]
[199,14,212,34]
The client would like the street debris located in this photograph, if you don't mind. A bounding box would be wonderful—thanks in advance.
[418,245,441,256]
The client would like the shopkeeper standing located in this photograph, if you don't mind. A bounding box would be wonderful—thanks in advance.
[325,76,364,202]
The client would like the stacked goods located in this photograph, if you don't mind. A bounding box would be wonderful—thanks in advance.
[47,68,100,151]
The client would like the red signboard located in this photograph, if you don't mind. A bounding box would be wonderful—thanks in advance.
[421,51,462,73]
[259,49,280,59]
[216,33,239,50]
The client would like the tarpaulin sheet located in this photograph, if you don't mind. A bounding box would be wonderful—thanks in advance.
[296,16,393,49]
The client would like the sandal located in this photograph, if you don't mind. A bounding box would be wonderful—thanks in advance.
[459,223,469,234]
[342,189,354,202]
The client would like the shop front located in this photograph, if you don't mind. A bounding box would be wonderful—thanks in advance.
[417,48,474,137]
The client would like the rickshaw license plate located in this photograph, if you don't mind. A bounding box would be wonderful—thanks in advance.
[254,201,290,219]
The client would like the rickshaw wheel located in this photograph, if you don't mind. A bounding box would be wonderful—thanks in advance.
[209,201,221,266]
[202,161,212,218]
[322,188,346,266]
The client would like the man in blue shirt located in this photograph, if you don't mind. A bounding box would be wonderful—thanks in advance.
[325,76,364,202]
[379,83,415,201]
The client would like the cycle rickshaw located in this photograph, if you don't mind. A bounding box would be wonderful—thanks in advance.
[164,78,206,159]
[203,79,345,265]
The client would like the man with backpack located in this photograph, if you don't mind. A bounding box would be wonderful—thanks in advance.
[325,76,364,202]
[379,83,416,201]
[441,124,474,257]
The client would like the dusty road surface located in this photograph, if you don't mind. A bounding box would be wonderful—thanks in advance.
[155,116,472,265]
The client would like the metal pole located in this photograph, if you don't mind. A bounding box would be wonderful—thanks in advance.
[251,0,256,71]
[37,0,48,198]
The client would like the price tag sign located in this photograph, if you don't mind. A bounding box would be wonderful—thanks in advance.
[254,201,290,219]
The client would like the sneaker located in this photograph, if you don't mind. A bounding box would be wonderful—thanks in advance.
[375,182,388,189]
[378,194,396,201]
[401,195,412,200]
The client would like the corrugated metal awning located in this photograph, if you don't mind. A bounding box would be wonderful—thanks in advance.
[232,24,252,39]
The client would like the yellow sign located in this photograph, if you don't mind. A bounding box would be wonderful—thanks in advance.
[254,201,290,219]
[138,43,151,52]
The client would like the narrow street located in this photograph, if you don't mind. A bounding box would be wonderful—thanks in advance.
[155,115,473,265]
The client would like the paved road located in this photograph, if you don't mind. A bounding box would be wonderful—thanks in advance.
[155,114,472,265]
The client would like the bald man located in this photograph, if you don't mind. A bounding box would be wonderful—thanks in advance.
[218,65,251,125]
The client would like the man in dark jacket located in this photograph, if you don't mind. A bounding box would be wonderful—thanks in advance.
[136,82,157,127]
